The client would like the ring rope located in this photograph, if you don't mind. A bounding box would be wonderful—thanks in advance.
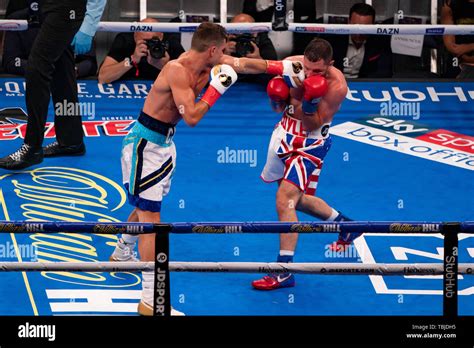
[1,20,474,35]
[0,262,471,275]
[0,221,473,234]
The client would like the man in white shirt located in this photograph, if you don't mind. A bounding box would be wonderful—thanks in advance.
[324,3,392,79]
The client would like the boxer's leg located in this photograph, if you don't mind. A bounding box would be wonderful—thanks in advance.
[110,209,139,262]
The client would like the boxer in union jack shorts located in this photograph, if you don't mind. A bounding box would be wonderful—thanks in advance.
[253,38,362,290]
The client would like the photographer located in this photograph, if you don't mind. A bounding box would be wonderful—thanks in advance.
[224,13,277,85]
[98,18,184,83]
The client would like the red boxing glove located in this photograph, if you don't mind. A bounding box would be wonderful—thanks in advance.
[267,77,290,102]
[267,77,290,110]
[302,75,328,115]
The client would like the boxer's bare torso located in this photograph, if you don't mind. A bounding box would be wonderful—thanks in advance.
[142,52,268,126]
[142,52,211,125]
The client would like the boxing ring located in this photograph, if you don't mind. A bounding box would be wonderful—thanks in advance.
[0,220,472,318]
[0,2,473,328]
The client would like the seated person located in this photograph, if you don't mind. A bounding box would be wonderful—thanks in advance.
[2,8,97,78]
[98,18,184,83]
[323,3,392,78]
[243,0,275,22]
[224,13,277,85]
[6,0,28,18]
[442,0,474,79]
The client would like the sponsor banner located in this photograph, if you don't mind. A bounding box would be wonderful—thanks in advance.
[294,26,325,33]
[179,26,197,32]
[426,27,445,35]
[0,79,152,99]
[0,120,135,140]
[331,121,474,170]
[355,234,474,296]
[354,117,432,137]
[416,129,474,154]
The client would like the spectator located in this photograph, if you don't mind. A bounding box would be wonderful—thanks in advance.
[243,0,274,22]
[323,3,392,78]
[6,0,28,18]
[442,0,474,79]
[3,8,97,78]
[224,13,277,85]
[98,18,184,83]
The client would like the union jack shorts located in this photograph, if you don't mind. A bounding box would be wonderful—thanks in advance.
[261,113,331,195]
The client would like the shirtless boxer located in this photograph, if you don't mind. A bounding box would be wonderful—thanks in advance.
[108,22,304,313]
[252,38,361,290]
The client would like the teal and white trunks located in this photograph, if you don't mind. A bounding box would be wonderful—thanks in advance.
[121,111,176,212]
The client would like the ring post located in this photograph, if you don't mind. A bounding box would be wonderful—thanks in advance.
[442,222,459,318]
[153,224,171,317]
[272,0,288,31]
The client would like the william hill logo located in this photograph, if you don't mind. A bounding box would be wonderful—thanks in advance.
[290,224,341,233]
[191,225,243,233]
[390,223,441,232]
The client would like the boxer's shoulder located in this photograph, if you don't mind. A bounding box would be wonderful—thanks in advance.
[164,61,191,82]
[326,67,347,99]
[283,55,304,63]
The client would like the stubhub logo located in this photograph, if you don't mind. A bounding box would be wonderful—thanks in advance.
[355,234,473,296]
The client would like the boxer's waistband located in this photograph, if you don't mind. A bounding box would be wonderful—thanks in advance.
[280,113,330,139]
[128,111,176,146]
[138,111,176,137]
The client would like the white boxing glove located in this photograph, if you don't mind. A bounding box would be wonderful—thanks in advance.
[201,64,238,107]
[266,59,305,88]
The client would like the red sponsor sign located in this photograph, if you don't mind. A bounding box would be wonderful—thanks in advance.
[416,129,474,154]
[0,120,135,141]
[304,27,325,33]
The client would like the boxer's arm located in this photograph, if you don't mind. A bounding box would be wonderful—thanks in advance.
[168,65,209,127]
[302,84,347,132]
[219,54,267,74]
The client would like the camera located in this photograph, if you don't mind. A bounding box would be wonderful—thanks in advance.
[145,37,169,60]
[230,34,256,58]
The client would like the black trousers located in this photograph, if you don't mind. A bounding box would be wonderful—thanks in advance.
[25,0,87,148]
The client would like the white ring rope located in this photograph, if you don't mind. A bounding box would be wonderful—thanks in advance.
[288,23,474,35]
[0,262,472,275]
[1,19,473,35]
[96,21,273,33]
[0,20,28,31]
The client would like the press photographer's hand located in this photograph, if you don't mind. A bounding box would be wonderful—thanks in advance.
[224,40,236,55]
[131,39,148,64]
[245,41,261,59]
